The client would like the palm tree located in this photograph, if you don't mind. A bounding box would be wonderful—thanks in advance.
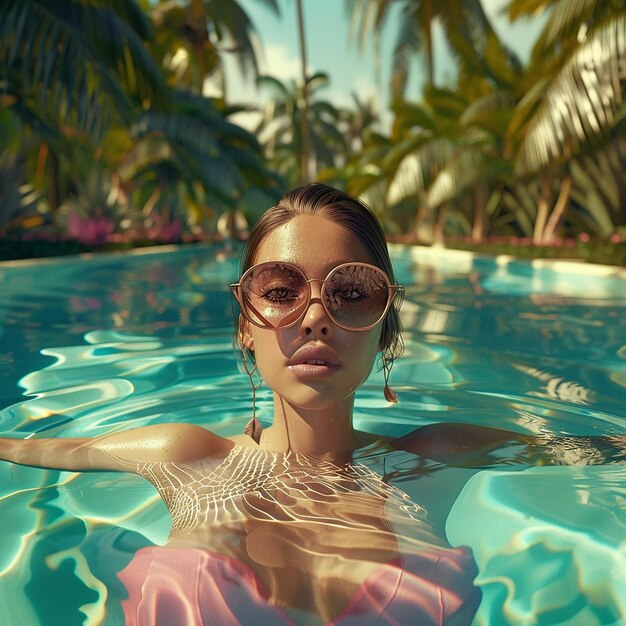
[295,0,311,182]
[344,40,520,244]
[503,0,625,243]
[255,73,347,187]
[149,0,280,95]
[507,0,625,174]
[121,90,281,223]
[0,0,165,141]
[0,0,285,239]
[0,0,166,217]
[345,0,504,97]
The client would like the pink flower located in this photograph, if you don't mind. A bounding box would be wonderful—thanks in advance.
[68,214,114,245]
[159,219,181,243]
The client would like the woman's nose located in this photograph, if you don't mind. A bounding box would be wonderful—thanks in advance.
[301,283,333,337]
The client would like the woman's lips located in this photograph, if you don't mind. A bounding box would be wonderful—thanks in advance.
[287,345,341,377]
[287,361,341,378]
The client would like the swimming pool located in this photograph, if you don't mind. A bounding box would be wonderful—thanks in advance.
[1,244,625,625]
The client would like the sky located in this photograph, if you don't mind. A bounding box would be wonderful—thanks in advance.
[213,0,548,130]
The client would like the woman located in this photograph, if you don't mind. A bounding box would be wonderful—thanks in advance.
[2,184,621,625]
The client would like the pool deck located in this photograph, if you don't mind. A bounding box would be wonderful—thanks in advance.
[389,243,626,280]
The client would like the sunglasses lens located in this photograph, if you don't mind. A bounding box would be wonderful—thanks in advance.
[240,263,308,328]
[324,265,390,329]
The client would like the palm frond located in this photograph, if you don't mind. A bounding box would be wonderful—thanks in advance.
[358,178,389,217]
[568,139,624,236]
[386,138,456,206]
[508,0,553,21]
[480,32,524,88]
[390,102,436,140]
[460,90,516,127]
[95,0,154,39]
[502,184,537,235]
[386,154,424,206]
[0,0,166,141]
[306,72,331,91]
[119,135,176,181]
[427,148,485,208]
[383,133,428,172]
[511,15,626,173]
[531,0,601,54]
[391,2,423,98]
[344,0,394,50]
[9,99,69,151]
[256,75,291,100]
[423,85,468,120]
[206,0,259,79]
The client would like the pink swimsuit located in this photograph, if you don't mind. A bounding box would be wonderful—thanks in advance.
[121,442,480,624]
[118,544,479,625]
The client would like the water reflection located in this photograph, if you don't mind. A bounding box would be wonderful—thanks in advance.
[447,465,626,625]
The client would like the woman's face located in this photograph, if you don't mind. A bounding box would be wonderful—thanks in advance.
[241,214,383,411]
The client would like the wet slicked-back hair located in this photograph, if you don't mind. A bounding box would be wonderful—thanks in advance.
[238,183,404,363]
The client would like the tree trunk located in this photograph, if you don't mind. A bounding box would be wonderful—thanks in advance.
[533,176,552,244]
[296,0,310,184]
[47,149,60,215]
[483,183,505,240]
[410,203,430,243]
[471,185,485,243]
[542,175,572,244]
[187,0,210,93]
[423,0,434,86]
[433,203,448,244]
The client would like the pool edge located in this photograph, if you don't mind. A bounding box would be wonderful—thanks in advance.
[387,243,626,279]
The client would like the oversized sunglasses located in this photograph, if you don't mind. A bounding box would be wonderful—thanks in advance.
[231,261,403,331]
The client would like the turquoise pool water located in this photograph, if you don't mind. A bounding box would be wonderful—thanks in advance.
[0,244,625,625]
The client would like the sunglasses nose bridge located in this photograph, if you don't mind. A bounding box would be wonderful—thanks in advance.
[306,277,324,282]
[305,277,325,298]
[301,277,332,323]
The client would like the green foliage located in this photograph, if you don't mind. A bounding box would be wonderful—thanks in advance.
[0,0,166,141]
[149,0,280,92]
[334,0,626,249]
[2,0,624,260]
[255,72,347,187]
[447,238,626,268]
[0,0,282,244]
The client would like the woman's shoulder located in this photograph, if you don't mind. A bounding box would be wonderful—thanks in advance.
[118,422,234,463]
[227,433,259,449]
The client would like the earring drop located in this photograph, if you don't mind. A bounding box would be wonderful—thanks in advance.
[241,348,263,442]
[382,353,398,403]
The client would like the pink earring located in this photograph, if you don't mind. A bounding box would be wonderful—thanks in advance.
[241,348,263,442]
[382,353,398,402]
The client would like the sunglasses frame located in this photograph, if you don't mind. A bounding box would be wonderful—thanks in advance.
[230,261,403,331]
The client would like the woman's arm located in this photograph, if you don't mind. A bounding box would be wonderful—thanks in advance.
[0,423,233,473]
[390,422,626,466]
[390,422,527,465]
